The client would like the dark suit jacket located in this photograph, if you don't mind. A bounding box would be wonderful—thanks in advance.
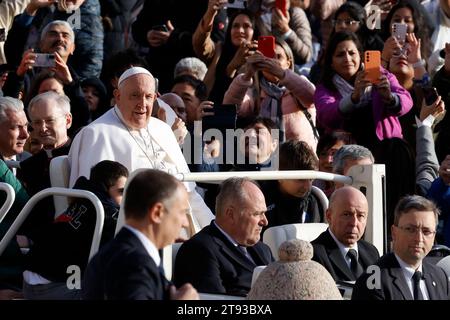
[352,252,450,300]
[311,230,380,282]
[82,227,169,300]
[173,221,274,296]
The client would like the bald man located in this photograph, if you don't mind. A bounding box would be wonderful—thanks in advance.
[159,93,187,122]
[311,186,380,282]
[69,67,214,232]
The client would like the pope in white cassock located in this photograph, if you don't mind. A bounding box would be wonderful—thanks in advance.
[68,67,214,232]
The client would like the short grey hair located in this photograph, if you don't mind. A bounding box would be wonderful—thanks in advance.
[333,144,374,174]
[40,20,75,43]
[28,91,71,118]
[0,97,25,124]
[394,195,439,226]
[215,177,260,217]
[174,57,208,80]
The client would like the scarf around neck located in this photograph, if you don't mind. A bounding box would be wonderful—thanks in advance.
[332,73,372,107]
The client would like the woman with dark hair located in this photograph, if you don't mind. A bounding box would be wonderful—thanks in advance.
[381,0,431,68]
[224,38,317,151]
[314,31,413,152]
[81,77,109,121]
[333,1,384,51]
[309,1,384,84]
[194,7,258,102]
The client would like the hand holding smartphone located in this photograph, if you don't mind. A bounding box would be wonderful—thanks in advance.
[152,24,169,32]
[275,0,288,17]
[392,23,407,44]
[258,36,276,58]
[423,86,439,106]
[34,53,56,68]
[364,50,381,84]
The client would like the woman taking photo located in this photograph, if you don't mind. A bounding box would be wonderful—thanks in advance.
[314,31,413,152]
[193,3,258,102]
[223,38,317,151]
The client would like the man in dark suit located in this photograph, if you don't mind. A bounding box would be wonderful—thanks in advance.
[352,195,450,300]
[174,177,274,296]
[82,169,199,300]
[312,186,380,282]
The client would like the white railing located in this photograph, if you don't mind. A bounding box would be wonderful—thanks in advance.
[0,182,16,225]
[176,164,386,255]
[0,187,105,262]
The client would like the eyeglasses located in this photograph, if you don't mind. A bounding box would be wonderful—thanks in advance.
[333,19,360,27]
[31,115,65,127]
[397,225,436,237]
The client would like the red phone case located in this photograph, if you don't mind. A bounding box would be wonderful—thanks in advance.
[258,36,275,58]
[275,0,288,17]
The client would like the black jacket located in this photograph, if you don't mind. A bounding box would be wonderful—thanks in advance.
[261,180,325,233]
[311,229,380,282]
[174,221,273,296]
[82,227,169,300]
[25,176,120,283]
[352,252,450,300]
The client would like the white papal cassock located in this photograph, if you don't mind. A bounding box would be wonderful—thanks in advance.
[68,106,214,231]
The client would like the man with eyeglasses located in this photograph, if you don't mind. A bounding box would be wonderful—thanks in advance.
[352,195,450,300]
[19,91,73,196]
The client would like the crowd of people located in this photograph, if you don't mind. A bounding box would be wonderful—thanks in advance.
[0,0,449,300]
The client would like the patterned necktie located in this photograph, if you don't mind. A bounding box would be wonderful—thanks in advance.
[238,245,255,264]
[347,249,363,278]
[412,271,424,300]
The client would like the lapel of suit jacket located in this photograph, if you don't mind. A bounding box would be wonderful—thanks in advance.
[247,243,271,266]
[422,262,438,300]
[209,223,257,272]
[387,254,413,300]
[324,231,355,280]
[358,241,378,270]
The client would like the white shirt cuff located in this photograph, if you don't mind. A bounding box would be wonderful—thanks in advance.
[415,114,435,128]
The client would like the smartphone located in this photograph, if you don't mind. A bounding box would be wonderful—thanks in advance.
[423,86,439,105]
[152,24,168,32]
[364,50,381,84]
[0,28,5,42]
[202,104,237,134]
[34,53,56,68]
[275,0,288,17]
[226,0,247,9]
[258,36,276,59]
[392,23,407,43]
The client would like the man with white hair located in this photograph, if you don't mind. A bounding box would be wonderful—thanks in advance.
[69,67,214,232]
[0,97,30,164]
[20,91,73,195]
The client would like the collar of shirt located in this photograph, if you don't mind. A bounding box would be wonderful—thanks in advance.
[394,253,429,299]
[329,228,359,265]
[114,105,148,135]
[213,220,241,249]
[394,253,423,281]
[124,225,161,267]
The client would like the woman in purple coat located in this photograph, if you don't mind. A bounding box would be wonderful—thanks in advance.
[313,31,413,152]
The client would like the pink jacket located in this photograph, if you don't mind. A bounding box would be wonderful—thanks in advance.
[223,69,318,151]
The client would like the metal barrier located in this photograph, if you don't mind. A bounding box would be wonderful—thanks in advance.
[0,182,15,225]
[0,187,105,262]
